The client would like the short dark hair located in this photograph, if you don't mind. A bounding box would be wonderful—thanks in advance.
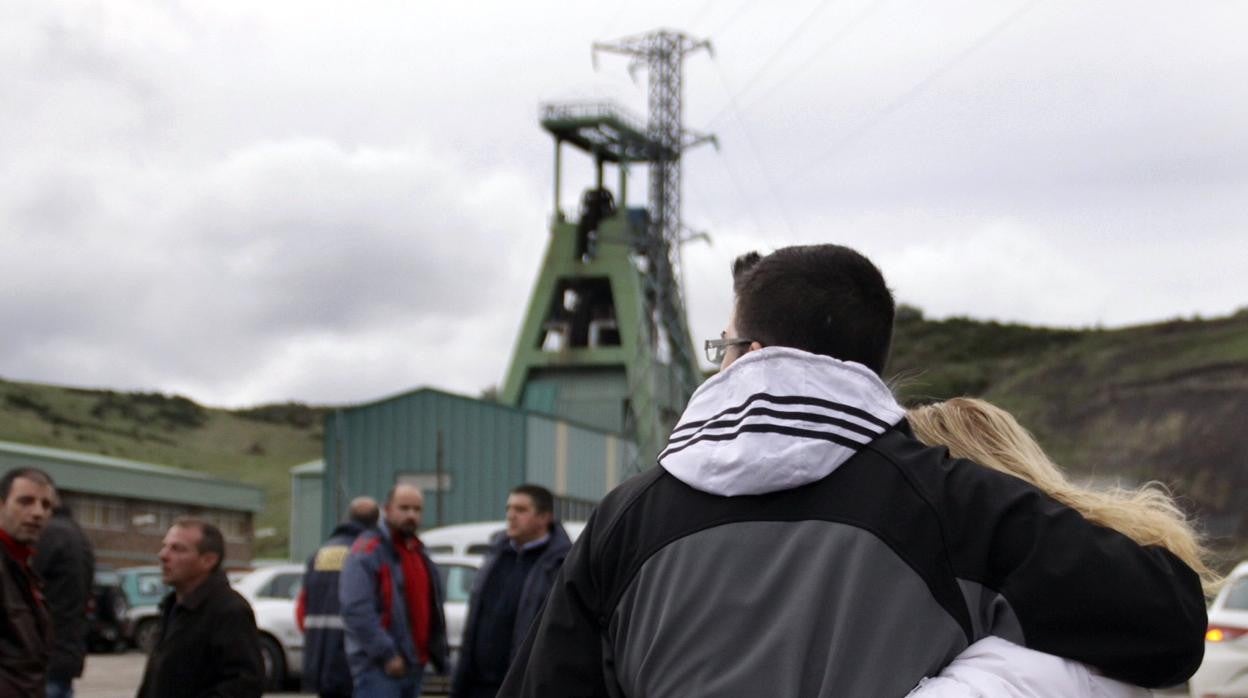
[510,484,554,515]
[173,517,226,572]
[1,467,55,502]
[731,245,895,374]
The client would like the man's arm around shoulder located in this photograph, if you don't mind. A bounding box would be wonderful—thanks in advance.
[940,457,1206,687]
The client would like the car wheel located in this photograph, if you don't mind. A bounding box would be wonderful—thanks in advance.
[134,619,160,654]
[258,634,286,691]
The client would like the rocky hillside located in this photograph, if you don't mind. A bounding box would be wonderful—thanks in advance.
[4,307,1246,562]
[889,307,1248,562]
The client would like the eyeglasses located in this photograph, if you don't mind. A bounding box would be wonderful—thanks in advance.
[704,337,755,364]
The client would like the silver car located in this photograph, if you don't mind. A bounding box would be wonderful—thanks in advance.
[1189,561,1248,697]
[231,563,306,690]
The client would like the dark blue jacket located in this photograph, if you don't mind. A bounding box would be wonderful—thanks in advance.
[450,522,572,696]
[300,520,370,695]
[340,525,448,680]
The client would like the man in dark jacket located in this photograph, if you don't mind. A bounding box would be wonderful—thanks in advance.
[451,485,572,698]
[297,496,380,698]
[0,467,56,698]
[340,484,448,697]
[32,502,95,698]
[136,518,264,698]
[499,245,1208,697]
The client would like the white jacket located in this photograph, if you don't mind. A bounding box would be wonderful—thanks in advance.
[907,637,1150,697]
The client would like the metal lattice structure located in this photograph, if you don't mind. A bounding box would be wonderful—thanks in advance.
[593,30,715,400]
[501,31,716,468]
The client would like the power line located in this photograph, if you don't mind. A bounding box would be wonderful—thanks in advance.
[703,0,838,127]
[786,0,1046,180]
[710,61,800,242]
[706,0,756,39]
[738,0,892,114]
[685,0,721,32]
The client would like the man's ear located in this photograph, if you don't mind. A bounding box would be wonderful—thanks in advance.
[747,340,764,353]
[203,551,222,572]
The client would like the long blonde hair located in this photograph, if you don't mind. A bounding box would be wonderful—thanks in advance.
[908,397,1222,596]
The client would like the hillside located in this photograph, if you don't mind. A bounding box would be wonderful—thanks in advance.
[888,307,1248,562]
[4,308,1247,562]
[0,380,324,557]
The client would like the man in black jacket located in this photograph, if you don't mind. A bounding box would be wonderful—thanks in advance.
[32,502,95,698]
[136,518,263,698]
[499,244,1208,697]
[297,496,379,698]
[0,467,56,698]
[451,485,572,698]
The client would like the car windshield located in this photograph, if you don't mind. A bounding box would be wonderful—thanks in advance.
[439,564,477,604]
[1224,577,1248,610]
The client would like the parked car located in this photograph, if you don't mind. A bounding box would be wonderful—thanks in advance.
[1190,561,1248,697]
[421,520,585,558]
[87,567,131,653]
[116,565,169,653]
[231,563,306,691]
[423,554,480,694]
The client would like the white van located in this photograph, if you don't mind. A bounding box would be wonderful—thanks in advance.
[422,520,586,558]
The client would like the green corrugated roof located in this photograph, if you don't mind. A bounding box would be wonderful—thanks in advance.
[290,459,324,475]
[0,440,263,512]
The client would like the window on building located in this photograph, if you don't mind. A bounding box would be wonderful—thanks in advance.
[64,494,127,531]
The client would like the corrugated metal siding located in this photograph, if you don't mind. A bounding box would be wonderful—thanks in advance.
[521,369,629,434]
[323,390,529,538]
[290,469,323,562]
[323,388,634,541]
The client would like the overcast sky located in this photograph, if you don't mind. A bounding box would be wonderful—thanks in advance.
[2,1,1245,407]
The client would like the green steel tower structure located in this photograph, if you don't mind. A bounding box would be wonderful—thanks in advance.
[499,102,690,467]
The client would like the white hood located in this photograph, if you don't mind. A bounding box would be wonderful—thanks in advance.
[658,347,905,496]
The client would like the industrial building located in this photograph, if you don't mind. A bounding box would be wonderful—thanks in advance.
[308,33,711,555]
[0,440,263,567]
[309,387,631,556]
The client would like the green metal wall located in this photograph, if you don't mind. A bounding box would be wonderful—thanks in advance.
[520,369,630,435]
[321,388,629,540]
[290,461,324,562]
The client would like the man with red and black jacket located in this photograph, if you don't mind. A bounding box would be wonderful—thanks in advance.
[340,484,448,697]
[0,467,56,698]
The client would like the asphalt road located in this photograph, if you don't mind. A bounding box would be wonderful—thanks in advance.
[75,650,1186,697]
[75,651,450,698]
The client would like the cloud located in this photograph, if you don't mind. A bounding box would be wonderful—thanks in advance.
[1,0,1245,406]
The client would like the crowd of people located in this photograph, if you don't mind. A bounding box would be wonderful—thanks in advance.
[0,243,1222,697]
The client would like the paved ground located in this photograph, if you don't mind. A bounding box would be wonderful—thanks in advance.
[75,651,451,698]
[76,650,1186,697]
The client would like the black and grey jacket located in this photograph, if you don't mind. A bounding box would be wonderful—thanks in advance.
[499,347,1206,697]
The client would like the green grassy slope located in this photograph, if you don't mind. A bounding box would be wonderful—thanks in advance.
[0,380,324,557]
[5,308,1246,561]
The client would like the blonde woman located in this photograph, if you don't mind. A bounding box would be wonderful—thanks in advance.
[906,397,1220,697]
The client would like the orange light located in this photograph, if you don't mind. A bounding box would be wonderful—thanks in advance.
[1206,625,1248,643]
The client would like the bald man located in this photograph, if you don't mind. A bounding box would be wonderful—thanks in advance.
[339,486,448,697]
[297,497,380,698]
